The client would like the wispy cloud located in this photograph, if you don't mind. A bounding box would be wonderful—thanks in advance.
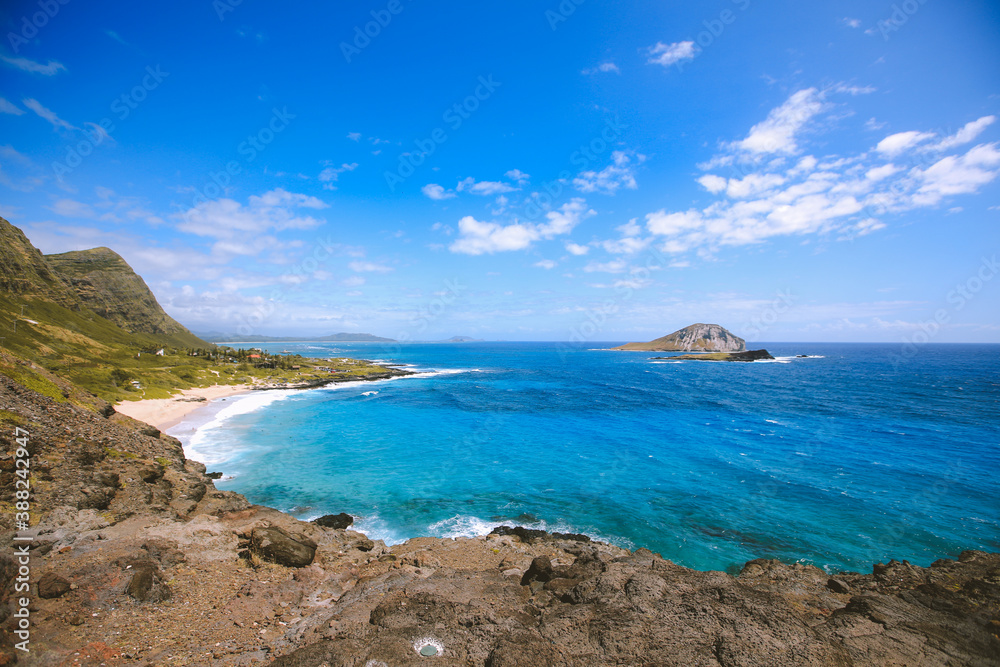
[0,97,24,115]
[647,41,696,67]
[422,183,456,200]
[582,62,620,75]
[348,261,393,273]
[22,98,76,130]
[177,188,328,256]
[574,151,644,195]
[623,95,1000,258]
[735,88,827,155]
[0,55,67,76]
[457,177,519,196]
[318,162,358,190]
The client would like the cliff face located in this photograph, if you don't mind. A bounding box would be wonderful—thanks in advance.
[614,323,747,352]
[45,247,191,337]
[0,216,80,309]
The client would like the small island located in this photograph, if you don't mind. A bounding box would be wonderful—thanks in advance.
[654,349,775,362]
[613,323,746,352]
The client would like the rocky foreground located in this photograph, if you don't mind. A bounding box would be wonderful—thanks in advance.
[1,368,999,666]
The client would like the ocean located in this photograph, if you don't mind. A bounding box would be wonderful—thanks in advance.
[167,342,1000,574]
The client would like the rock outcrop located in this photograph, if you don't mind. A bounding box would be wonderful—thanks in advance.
[614,323,747,352]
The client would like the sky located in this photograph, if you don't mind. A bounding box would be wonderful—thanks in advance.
[1,0,999,343]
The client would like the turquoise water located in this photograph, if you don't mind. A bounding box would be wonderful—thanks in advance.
[169,342,1000,574]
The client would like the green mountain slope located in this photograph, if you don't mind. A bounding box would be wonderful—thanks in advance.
[46,246,198,341]
[0,216,211,400]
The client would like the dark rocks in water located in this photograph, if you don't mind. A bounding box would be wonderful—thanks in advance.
[654,349,775,362]
[205,471,224,479]
[727,349,775,361]
[313,512,354,530]
[490,525,591,544]
[37,572,72,599]
[250,526,317,567]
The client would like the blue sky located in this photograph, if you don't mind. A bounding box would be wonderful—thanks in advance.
[1,0,999,342]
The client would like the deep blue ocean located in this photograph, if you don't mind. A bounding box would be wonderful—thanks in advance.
[168,342,1000,574]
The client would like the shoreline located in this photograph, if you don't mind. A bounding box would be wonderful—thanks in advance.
[114,383,256,431]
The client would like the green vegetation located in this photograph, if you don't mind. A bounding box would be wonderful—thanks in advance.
[0,357,67,402]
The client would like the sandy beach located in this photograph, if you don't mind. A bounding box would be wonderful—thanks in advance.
[115,384,254,430]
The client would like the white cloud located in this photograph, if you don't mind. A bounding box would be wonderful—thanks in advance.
[842,17,861,28]
[422,183,456,200]
[505,169,530,184]
[177,188,327,255]
[0,55,66,76]
[457,177,518,196]
[534,259,557,269]
[348,261,393,273]
[583,62,620,75]
[449,199,592,255]
[647,41,696,67]
[539,198,594,236]
[725,173,786,199]
[347,132,361,141]
[865,164,901,181]
[0,97,24,115]
[929,115,996,151]
[318,162,358,190]
[911,143,1000,207]
[342,275,365,287]
[22,98,76,130]
[697,174,727,194]
[736,88,826,154]
[876,130,935,156]
[449,217,539,255]
[646,210,703,236]
[565,242,590,256]
[574,151,643,195]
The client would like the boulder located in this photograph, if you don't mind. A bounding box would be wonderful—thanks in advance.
[313,512,354,530]
[250,526,317,568]
[37,572,72,599]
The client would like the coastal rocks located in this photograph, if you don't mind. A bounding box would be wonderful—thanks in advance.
[37,572,72,599]
[250,526,317,568]
[490,525,591,545]
[313,513,354,530]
